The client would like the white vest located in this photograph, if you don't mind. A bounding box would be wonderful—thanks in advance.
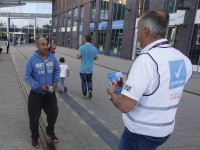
[123,46,192,137]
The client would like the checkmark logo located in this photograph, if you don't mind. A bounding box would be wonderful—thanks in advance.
[175,62,183,78]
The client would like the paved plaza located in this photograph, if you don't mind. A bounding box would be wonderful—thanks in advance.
[0,44,199,150]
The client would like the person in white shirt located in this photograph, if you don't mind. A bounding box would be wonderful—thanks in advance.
[107,11,192,150]
[58,57,69,94]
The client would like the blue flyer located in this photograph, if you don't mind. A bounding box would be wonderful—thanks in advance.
[107,72,125,94]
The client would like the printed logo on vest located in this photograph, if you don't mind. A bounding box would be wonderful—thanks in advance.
[124,85,132,92]
[168,59,186,89]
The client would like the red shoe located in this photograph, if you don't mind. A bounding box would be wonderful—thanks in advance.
[47,132,58,143]
[32,138,39,148]
[59,90,62,94]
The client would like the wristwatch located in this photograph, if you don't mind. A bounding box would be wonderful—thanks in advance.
[108,92,116,101]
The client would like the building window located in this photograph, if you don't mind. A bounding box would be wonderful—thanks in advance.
[97,30,106,50]
[55,16,57,27]
[66,11,71,47]
[137,0,149,18]
[59,14,61,27]
[79,6,84,47]
[113,0,126,21]
[91,1,97,23]
[190,25,200,66]
[72,8,78,48]
[59,0,60,9]
[99,0,109,23]
[166,0,184,13]
[73,8,78,26]
[110,29,123,56]
[63,12,66,26]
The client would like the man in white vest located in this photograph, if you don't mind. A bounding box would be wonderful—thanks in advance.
[107,11,193,150]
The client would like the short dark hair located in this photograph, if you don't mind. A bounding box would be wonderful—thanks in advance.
[59,57,65,63]
[84,35,92,43]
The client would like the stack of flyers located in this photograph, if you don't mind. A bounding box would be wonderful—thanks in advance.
[107,72,125,94]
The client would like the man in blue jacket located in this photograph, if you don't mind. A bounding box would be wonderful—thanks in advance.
[24,38,60,148]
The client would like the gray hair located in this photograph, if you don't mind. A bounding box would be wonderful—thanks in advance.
[140,11,169,38]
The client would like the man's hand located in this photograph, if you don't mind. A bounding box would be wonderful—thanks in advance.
[107,84,117,95]
[52,82,57,91]
[42,85,49,91]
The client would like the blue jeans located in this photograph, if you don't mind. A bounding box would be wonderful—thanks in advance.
[118,127,170,150]
[58,77,66,91]
[80,73,93,96]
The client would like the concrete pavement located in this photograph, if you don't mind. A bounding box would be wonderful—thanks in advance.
[0,43,199,150]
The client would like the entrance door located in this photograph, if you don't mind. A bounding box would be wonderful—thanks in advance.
[190,25,200,72]
[90,31,94,45]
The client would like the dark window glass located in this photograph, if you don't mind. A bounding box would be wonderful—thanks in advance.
[80,6,84,26]
[64,12,66,26]
[99,0,109,23]
[91,1,96,23]
[166,0,184,13]
[190,25,200,65]
[73,8,78,26]
[98,30,106,49]
[113,0,126,21]
[67,11,71,27]
[137,0,149,18]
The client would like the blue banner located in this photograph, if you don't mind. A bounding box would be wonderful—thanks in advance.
[90,23,95,31]
[112,20,124,29]
[98,21,108,30]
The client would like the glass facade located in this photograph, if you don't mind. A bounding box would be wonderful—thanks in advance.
[99,0,109,23]
[97,30,106,53]
[91,1,97,23]
[166,0,185,13]
[113,0,126,21]
[72,8,78,48]
[190,25,200,66]
[137,0,149,18]
[0,2,52,43]
[66,11,71,47]
[79,6,84,47]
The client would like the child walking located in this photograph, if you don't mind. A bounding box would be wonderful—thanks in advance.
[58,57,69,94]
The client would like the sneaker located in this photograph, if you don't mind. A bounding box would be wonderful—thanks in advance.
[88,91,92,99]
[59,90,62,94]
[47,132,58,143]
[81,95,87,99]
[64,87,67,93]
[32,138,39,148]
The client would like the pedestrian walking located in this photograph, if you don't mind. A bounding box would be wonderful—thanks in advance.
[18,37,21,47]
[5,39,9,54]
[14,38,16,47]
[48,40,56,56]
[107,11,193,150]
[58,57,69,94]
[77,35,98,99]
[24,38,60,148]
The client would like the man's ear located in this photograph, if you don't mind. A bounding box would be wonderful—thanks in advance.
[144,27,150,37]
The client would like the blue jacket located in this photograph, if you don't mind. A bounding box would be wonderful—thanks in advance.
[24,50,60,94]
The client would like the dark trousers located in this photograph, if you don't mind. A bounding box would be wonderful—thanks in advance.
[28,90,58,139]
[118,127,170,150]
[7,46,9,53]
[80,73,93,96]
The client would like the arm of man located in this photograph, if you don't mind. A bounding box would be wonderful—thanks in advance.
[94,48,98,60]
[107,55,154,113]
[77,47,82,59]
[52,58,60,91]
[107,84,136,113]
[24,57,43,90]
[94,56,98,60]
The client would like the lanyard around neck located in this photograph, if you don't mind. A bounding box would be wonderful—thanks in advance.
[148,41,169,51]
